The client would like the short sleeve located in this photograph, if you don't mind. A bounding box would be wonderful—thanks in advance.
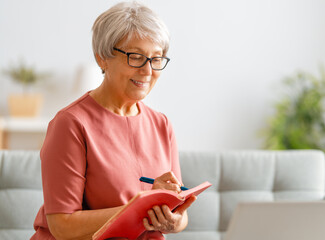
[41,111,87,214]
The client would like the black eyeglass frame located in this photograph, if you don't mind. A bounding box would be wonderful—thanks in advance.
[113,47,170,71]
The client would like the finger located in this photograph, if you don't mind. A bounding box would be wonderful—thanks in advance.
[153,172,182,192]
[161,204,173,221]
[143,217,155,231]
[168,183,181,193]
[147,208,161,229]
[153,205,168,224]
[175,195,197,214]
[159,171,181,186]
[153,182,181,193]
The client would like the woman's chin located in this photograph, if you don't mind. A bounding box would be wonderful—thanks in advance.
[128,91,150,102]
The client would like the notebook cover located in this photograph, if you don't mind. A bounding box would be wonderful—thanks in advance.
[92,181,212,240]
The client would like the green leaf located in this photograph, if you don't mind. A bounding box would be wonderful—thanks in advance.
[263,68,325,151]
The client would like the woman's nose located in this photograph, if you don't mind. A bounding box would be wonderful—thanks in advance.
[139,60,152,75]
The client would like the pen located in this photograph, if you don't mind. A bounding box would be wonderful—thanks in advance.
[139,176,189,191]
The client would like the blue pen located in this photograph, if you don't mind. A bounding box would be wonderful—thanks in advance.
[139,176,189,191]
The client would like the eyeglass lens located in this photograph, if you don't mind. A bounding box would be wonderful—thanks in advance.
[128,53,168,70]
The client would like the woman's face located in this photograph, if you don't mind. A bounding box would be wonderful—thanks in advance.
[100,35,164,104]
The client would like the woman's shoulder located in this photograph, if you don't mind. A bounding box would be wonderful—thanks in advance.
[139,101,170,126]
[60,93,89,113]
[51,93,92,125]
[140,101,165,117]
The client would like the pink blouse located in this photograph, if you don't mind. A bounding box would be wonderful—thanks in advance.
[31,93,182,239]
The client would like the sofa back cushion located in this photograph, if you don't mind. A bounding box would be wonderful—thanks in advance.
[178,150,325,238]
[0,150,43,239]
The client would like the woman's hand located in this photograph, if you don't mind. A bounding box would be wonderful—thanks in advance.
[144,171,196,234]
[151,171,182,193]
[143,195,197,233]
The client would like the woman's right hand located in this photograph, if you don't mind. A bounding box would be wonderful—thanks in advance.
[152,171,182,193]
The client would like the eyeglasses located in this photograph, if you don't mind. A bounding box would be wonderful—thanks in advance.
[113,47,170,71]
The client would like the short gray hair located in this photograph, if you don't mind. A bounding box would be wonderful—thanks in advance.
[92,1,170,61]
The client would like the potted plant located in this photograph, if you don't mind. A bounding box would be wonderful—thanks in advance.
[263,67,325,151]
[3,61,49,117]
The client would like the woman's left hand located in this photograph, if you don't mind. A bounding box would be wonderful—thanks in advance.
[143,195,197,233]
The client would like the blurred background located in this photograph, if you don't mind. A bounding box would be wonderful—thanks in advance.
[0,0,325,151]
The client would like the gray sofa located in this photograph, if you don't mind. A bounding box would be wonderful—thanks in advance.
[0,150,324,240]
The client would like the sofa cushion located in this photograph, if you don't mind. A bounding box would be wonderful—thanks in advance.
[274,151,324,193]
[0,150,42,189]
[0,150,43,239]
[166,231,222,240]
[0,229,35,240]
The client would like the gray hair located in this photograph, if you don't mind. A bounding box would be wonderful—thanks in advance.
[92,1,170,61]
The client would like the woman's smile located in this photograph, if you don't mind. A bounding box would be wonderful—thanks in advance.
[130,79,150,88]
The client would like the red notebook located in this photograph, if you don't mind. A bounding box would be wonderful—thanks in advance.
[92,181,212,240]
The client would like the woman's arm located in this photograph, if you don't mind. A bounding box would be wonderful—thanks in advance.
[46,206,123,240]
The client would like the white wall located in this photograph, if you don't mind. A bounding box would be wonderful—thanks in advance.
[1,0,325,151]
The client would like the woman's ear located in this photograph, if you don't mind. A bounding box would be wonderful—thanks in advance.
[95,54,106,73]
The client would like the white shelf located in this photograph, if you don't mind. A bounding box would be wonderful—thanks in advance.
[0,117,49,133]
[0,117,50,150]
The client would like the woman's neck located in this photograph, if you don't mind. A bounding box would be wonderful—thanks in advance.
[89,87,139,117]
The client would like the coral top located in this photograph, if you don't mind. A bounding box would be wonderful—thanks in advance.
[31,93,182,240]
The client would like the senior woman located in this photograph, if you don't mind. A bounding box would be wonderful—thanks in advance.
[31,2,195,240]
